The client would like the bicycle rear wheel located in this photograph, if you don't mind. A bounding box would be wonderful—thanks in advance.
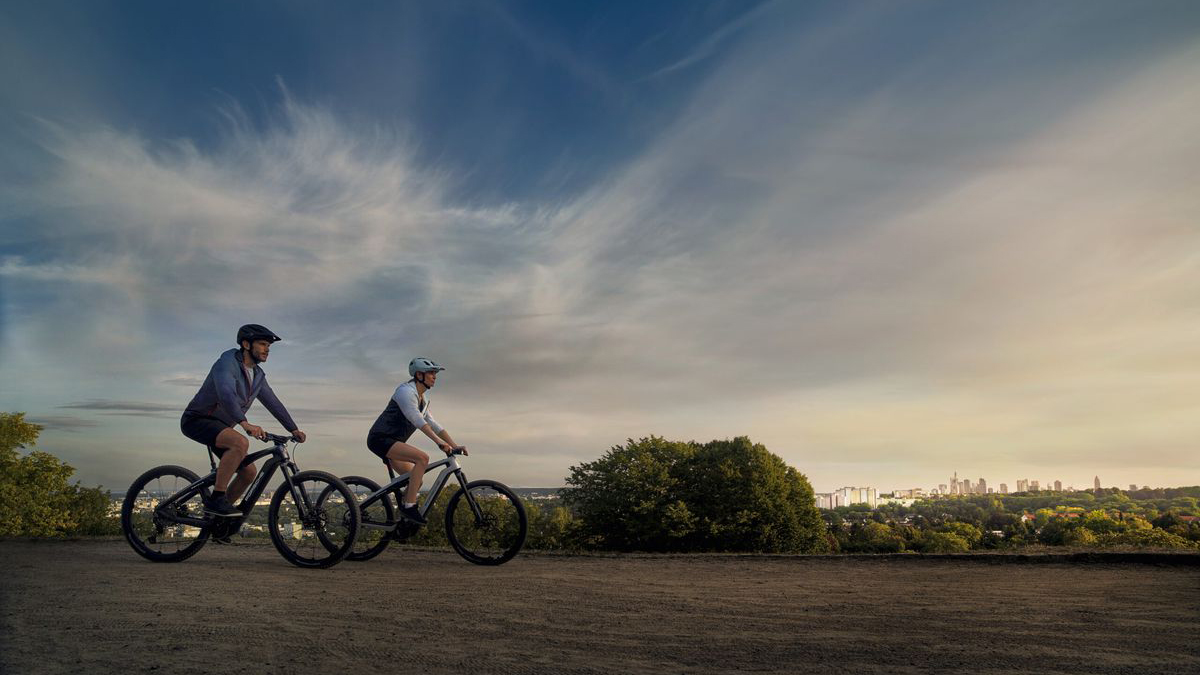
[444,480,527,566]
[121,465,210,563]
[268,470,359,568]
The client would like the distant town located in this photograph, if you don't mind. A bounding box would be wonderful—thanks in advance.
[815,473,1157,509]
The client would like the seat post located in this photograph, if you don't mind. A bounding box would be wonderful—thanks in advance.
[207,446,218,471]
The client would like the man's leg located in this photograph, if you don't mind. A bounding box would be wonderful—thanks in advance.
[213,427,250,492]
[225,462,258,504]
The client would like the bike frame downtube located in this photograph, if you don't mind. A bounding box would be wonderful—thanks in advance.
[359,455,463,518]
[156,445,289,527]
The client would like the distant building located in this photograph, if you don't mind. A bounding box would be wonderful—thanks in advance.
[1129,484,1137,491]
[977,477,987,494]
[1054,480,1062,492]
[834,486,877,508]
[1094,476,1101,490]
[999,483,1008,494]
[938,484,948,494]
[1030,480,1040,491]
[814,493,844,509]
[1016,479,1028,492]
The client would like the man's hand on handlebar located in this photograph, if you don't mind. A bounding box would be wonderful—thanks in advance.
[241,421,267,441]
[291,430,307,443]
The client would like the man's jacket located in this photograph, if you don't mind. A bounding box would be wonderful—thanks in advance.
[183,348,298,432]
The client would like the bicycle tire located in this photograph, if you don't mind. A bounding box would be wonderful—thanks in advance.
[268,470,359,568]
[444,479,527,566]
[121,465,210,563]
[326,475,393,562]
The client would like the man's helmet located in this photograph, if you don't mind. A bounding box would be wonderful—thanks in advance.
[237,324,282,347]
[409,357,445,377]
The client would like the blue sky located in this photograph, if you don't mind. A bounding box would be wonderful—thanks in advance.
[2,1,1199,493]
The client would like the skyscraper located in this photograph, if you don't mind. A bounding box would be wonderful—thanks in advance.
[1054,480,1062,492]
[999,483,1008,494]
[1030,480,1040,491]
[1094,476,1101,490]
[1016,479,1028,492]
[977,477,987,494]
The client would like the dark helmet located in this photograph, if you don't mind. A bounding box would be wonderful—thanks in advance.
[237,324,282,347]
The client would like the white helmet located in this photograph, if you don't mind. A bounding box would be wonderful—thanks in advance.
[409,357,445,377]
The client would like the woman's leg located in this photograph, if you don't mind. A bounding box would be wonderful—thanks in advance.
[385,442,429,505]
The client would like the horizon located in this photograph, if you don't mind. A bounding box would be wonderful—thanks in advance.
[2,2,1199,492]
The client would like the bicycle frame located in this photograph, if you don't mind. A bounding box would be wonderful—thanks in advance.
[152,440,312,529]
[357,452,481,530]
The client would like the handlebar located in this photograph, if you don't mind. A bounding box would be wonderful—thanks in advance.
[262,432,297,445]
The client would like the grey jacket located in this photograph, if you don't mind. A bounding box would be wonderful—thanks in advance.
[183,348,298,432]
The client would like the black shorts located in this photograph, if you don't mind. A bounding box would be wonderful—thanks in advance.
[367,433,412,459]
[181,413,234,457]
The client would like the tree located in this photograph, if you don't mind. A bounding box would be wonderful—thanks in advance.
[919,531,970,553]
[0,412,120,537]
[561,436,696,551]
[561,436,829,553]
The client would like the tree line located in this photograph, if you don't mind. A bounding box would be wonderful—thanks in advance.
[4,410,1195,553]
[824,489,1200,553]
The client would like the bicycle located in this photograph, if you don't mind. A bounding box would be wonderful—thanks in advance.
[121,432,360,568]
[330,448,527,566]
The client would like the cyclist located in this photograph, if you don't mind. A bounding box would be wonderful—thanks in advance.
[180,324,307,518]
[366,357,465,524]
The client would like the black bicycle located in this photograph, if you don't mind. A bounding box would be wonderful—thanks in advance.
[332,448,527,566]
[121,432,359,568]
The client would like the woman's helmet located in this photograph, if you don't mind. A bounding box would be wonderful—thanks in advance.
[409,357,445,377]
[237,324,282,347]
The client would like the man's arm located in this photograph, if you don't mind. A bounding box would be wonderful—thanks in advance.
[256,379,300,434]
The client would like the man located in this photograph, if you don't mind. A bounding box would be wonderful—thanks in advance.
[180,324,307,517]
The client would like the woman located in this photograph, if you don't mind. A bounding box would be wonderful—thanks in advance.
[366,357,465,524]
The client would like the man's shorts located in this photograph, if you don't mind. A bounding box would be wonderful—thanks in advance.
[367,433,413,460]
[181,413,234,457]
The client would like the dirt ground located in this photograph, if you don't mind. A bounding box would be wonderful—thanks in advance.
[1,540,1197,675]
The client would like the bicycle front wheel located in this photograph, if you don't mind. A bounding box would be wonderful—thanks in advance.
[445,480,527,566]
[121,465,210,563]
[268,470,359,568]
[322,475,392,562]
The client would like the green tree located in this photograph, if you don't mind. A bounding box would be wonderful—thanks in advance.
[560,436,696,550]
[851,521,906,553]
[0,412,76,536]
[0,412,120,537]
[1062,527,1097,547]
[561,436,829,553]
[918,531,970,553]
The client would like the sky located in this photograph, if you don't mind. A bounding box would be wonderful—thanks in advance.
[2,1,1199,494]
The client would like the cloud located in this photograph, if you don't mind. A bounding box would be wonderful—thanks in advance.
[59,401,179,419]
[26,415,101,432]
[3,3,1199,489]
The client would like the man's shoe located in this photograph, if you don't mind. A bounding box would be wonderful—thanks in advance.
[397,504,427,525]
[204,494,241,517]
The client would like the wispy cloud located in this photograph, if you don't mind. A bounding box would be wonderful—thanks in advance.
[3,3,1199,490]
[26,415,102,432]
